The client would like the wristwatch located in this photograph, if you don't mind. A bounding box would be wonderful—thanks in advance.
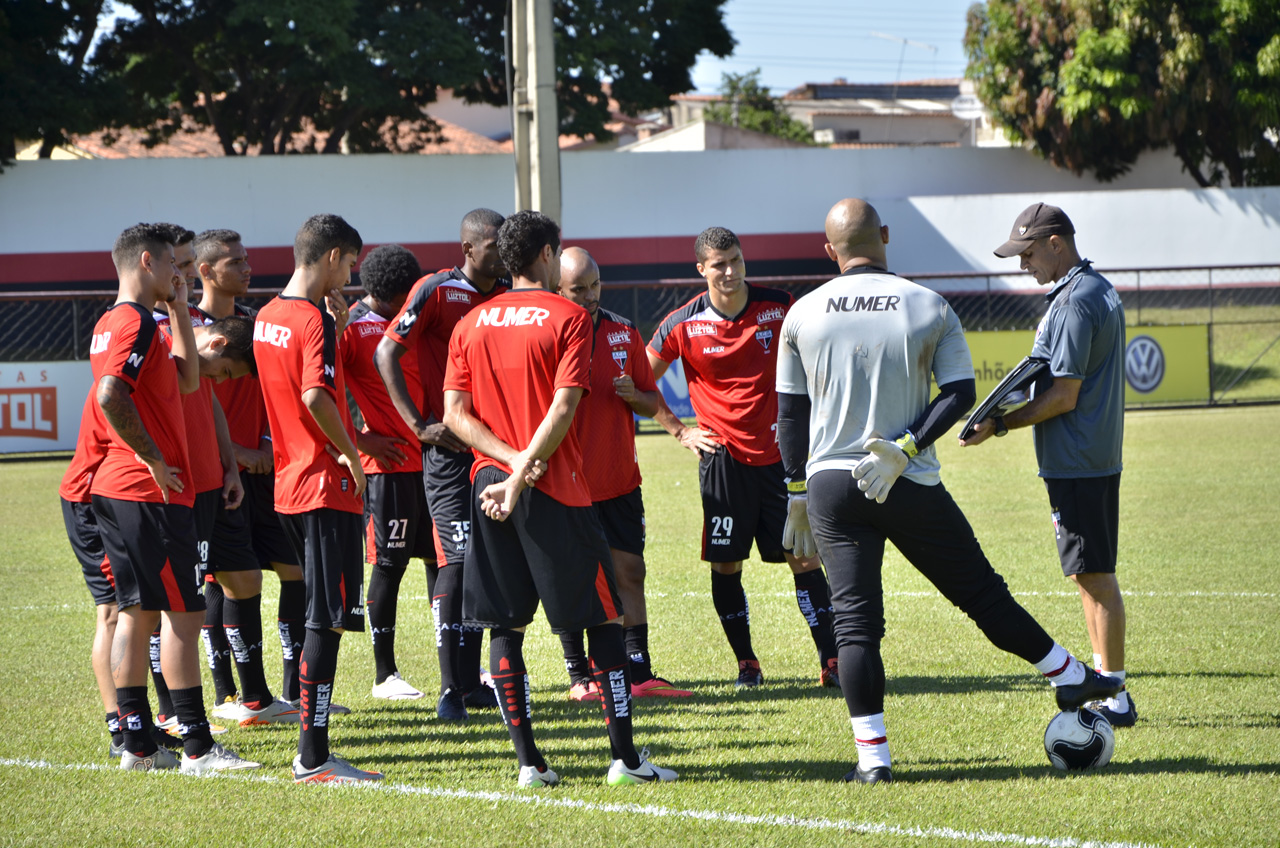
[993,415,1009,437]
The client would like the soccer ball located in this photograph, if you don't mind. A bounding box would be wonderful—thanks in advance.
[1044,708,1115,771]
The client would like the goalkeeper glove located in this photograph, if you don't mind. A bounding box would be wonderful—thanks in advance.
[782,493,817,559]
[852,438,909,504]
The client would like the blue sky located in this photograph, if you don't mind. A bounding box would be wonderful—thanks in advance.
[691,0,978,94]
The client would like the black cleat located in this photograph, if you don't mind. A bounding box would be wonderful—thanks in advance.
[1055,667,1125,711]
[1093,692,1138,727]
[436,689,468,721]
[464,684,498,709]
[844,765,893,784]
[735,660,764,689]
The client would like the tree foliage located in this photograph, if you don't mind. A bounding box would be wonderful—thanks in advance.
[701,69,815,144]
[965,0,1280,186]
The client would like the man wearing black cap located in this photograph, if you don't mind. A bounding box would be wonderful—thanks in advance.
[960,202,1135,727]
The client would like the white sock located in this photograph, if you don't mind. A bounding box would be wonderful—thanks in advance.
[850,713,890,769]
[1098,669,1129,711]
[1092,653,1103,671]
[1034,643,1085,687]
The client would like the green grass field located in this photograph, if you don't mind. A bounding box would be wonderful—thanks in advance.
[1,406,1277,847]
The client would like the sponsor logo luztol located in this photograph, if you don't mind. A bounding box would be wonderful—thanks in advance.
[757,306,785,323]
[445,289,473,303]
[607,330,631,346]
[0,387,57,440]
[685,322,717,337]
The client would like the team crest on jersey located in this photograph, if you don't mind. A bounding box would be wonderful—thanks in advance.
[607,330,631,346]
[685,322,716,337]
[755,326,774,351]
[445,289,473,303]
[611,348,628,371]
[757,306,785,324]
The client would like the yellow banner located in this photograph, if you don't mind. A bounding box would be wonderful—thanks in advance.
[963,326,1209,405]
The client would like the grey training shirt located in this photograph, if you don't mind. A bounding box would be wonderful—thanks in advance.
[1029,260,1126,478]
[777,268,973,485]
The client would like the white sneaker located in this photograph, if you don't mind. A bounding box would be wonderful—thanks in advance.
[606,749,677,785]
[371,672,424,701]
[211,695,242,721]
[120,746,179,772]
[517,764,560,788]
[180,742,261,775]
[238,697,301,727]
[292,753,383,784]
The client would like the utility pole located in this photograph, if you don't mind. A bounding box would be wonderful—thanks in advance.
[870,32,937,143]
[509,0,561,222]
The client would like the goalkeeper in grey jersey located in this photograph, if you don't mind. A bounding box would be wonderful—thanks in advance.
[774,198,1123,784]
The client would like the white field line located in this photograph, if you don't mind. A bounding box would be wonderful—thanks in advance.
[10,590,1274,613]
[0,756,1164,848]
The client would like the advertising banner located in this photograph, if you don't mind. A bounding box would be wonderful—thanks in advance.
[0,361,92,453]
[963,326,1210,405]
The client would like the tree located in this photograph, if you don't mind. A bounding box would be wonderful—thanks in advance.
[0,0,112,166]
[80,0,734,155]
[701,69,815,144]
[964,0,1280,186]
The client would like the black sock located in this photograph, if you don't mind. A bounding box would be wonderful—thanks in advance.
[202,582,237,703]
[277,580,306,702]
[106,711,123,746]
[433,564,464,693]
[224,594,272,706]
[148,628,174,720]
[587,623,640,768]
[423,559,438,599]
[793,569,838,665]
[458,624,484,692]
[367,563,406,683]
[560,630,591,684]
[624,624,653,683]
[838,641,886,717]
[710,570,756,662]
[298,628,342,769]
[169,686,214,759]
[489,628,543,769]
[116,685,154,756]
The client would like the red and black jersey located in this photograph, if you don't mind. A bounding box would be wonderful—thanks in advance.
[89,301,194,506]
[648,284,793,466]
[384,268,510,423]
[341,300,423,475]
[443,289,593,507]
[254,295,361,515]
[155,307,223,494]
[577,308,656,502]
[200,303,269,460]
[59,390,108,503]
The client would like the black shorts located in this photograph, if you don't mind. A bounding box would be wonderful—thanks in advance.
[363,471,434,569]
[463,465,623,633]
[1045,474,1121,576]
[62,498,115,606]
[594,486,646,556]
[241,471,299,568]
[698,446,788,563]
[90,495,206,614]
[208,488,261,577]
[422,445,473,568]
[279,509,365,632]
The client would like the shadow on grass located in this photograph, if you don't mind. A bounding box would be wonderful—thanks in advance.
[901,757,1280,783]
[887,669,1276,698]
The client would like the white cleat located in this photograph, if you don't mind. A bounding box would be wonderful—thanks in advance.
[606,749,677,786]
[292,753,383,784]
[180,742,261,775]
[238,697,301,727]
[210,695,242,721]
[120,746,179,772]
[371,672,425,701]
[517,764,560,788]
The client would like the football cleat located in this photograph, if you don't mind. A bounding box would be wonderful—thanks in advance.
[120,746,179,772]
[1090,691,1138,728]
[464,683,498,709]
[238,697,301,727]
[210,694,242,721]
[820,658,840,689]
[1054,667,1125,712]
[108,739,125,759]
[180,742,261,775]
[292,753,383,784]
[517,764,560,788]
[632,677,692,698]
[735,659,764,689]
[436,689,468,721]
[155,714,178,731]
[844,764,893,784]
[606,749,678,786]
[568,679,601,702]
[371,672,425,701]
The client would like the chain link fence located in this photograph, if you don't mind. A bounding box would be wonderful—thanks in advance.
[4,264,1278,405]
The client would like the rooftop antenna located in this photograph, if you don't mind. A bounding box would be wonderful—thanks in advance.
[870,32,938,142]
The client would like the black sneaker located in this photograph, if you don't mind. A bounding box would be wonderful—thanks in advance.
[464,684,498,709]
[1093,692,1138,727]
[735,660,763,689]
[844,764,892,784]
[436,688,468,721]
[1055,667,1125,711]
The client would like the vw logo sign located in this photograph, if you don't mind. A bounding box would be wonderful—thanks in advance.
[1125,335,1165,393]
